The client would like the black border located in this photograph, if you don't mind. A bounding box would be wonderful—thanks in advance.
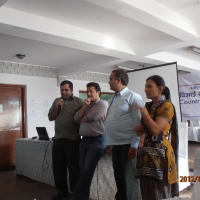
[126,62,177,73]
[127,62,182,122]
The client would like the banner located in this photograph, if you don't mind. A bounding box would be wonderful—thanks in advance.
[178,72,200,121]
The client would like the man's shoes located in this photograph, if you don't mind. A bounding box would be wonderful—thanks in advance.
[52,192,68,200]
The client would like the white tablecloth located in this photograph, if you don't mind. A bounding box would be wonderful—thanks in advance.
[15,138,142,200]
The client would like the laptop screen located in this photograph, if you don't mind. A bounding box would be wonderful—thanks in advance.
[36,127,49,141]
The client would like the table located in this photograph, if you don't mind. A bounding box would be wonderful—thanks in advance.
[16,139,142,200]
[15,139,55,186]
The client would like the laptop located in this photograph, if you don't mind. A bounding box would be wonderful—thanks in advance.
[36,127,50,141]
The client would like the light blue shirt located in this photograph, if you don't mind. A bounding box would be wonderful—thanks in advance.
[105,87,143,148]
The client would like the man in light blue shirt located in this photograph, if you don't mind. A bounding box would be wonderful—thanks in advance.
[105,69,144,200]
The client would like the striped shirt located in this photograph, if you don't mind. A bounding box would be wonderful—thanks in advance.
[74,99,108,137]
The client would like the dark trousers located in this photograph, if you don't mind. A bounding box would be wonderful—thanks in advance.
[112,144,131,200]
[52,138,80,194]
[72,136,105,200]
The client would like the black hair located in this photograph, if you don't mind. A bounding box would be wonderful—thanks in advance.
[86,82,101,96]
[60,80,73,89]
[146,75,171,101]
[112,69,129,86]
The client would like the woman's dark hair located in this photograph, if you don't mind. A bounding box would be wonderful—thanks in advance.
[112,69,129,86]
[60,80,73,89]
[146,75,171,101]
[86,82,101,97]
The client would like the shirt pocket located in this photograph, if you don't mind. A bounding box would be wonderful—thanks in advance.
[116,100,130,118]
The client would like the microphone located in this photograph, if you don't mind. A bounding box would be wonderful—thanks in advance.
[58,98,63,114]
[58,105,61,113]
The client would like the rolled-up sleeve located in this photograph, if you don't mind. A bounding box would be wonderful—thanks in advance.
[74,100,84,123]
[48,99,57,115]
[74,111,82,123]
[85,100,108,122]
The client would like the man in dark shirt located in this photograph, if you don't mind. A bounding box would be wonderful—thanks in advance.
[71,82,108,200]
[48,80,84,200]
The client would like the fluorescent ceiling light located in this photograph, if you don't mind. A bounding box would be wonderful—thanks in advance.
[188,47,200,54]
[115,65,134,71]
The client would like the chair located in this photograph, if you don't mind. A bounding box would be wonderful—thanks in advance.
[178,122,190,191]
[163,148,200,200]
[191,148,200,200]
[188,120,200,142]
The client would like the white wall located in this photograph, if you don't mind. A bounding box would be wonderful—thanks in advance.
[0,74,112,138]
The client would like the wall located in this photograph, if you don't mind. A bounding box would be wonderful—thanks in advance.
[63,79,112,97]
[0,73,112,138]
[0,73,57,137]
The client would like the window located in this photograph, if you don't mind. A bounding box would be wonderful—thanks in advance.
[79,90,113,103]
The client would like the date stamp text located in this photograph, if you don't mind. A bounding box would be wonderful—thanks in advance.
[180,176,200,182]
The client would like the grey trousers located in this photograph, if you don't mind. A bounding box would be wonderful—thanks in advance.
[125,158,139,200]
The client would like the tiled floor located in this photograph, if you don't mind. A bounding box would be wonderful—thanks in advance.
[180,184,193,198]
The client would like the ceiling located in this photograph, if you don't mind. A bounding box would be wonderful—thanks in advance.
[1,0,200,76]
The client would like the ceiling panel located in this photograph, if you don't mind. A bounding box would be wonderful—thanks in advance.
[156,0,200,23]
[0,33,103,68]
[5,0,179,43]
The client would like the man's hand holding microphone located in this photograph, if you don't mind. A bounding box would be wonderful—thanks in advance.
[48,98,64,121]
[56,98,64,114]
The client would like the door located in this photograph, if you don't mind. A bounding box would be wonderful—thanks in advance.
[0,84,27,169]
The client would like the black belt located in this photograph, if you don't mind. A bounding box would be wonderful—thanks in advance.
[82,135,102,139]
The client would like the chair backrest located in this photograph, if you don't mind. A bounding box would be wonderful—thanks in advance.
[190,120,200,127]
[191,148,200,200]
[179,122,188,159]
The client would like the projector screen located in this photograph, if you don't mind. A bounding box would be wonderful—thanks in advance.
[128,62,181,123]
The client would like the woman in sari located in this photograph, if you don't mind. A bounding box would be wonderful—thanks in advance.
[134,75,179,200]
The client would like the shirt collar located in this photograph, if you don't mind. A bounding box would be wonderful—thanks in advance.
[89,98,100,108]
[62,94,75,101]
[118,87,128,97]
[70,94,75,99]
[93,98,100,104]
